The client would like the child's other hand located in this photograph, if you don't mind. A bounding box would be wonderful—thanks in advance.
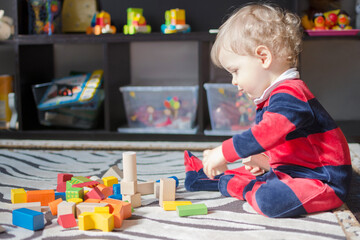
[244,165,265,176]
[203,145,227,179]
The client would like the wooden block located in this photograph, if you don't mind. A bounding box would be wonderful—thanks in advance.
[120,181,137,195]
[55,192,66,200]
[102,165,123,180]
[72,181,99,189]
[242,154,270,171]
[96,184,113,197]
[163,201,192,211]
[122,193,141,208]
[11,188,27,204]
[159,178,176,207]
[12,202,41,212]
[26,190,55,206]
[84,198,101,203]
[76,202,108,216]
[57,173,73,184]
[57,201,76,217]
[137,181,154,195]
[122,152,137,182]
[100,198,132,220]
[78,211,114,232]
[12,208,44,231]
[67,198,83,204]
[94,206,110,214]
[113,183,121,195]
[85,188,105,200]
[176,203,208,217]
[154,182,160,199]
[56,182,67,192]
[0,225,5,233]
[102,176,118,187]
[66,187,84,200]
[71,176,91,184]
[48,198,62,216]
[57,214,77,228]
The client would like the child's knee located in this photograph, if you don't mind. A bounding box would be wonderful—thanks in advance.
[218,174,233,197]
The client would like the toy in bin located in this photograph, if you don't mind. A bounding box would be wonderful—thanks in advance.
[123,8,151,35]
[32,70,104,129]
[161,9,191,34]
[86,11,116,35]
[120,86,198,130]
[204,83,256,132]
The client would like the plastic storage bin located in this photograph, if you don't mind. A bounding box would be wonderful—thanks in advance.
[118,85,198,134]
[32,81,104,129]
[204,83,256,136]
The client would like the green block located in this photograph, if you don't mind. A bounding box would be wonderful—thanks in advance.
[71,176,91,184]
[66,188,84,200]
[176,203,208,217]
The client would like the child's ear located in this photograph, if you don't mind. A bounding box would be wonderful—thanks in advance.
[254,45,272,69]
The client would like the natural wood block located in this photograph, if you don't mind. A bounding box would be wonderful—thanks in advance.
[120,181,137,195]
[102,166,123,180]
[12,202,41,212]
[176,203,208,217]
[57,201,76,217]
[122,193,141,208]
[122,152,137,182]
[137,181,154,195]
[159,178,176,207]
[76,202,108,217]
[154,182,160,199]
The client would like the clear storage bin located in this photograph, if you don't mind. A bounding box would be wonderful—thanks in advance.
[204,83,256,136]
[118,85,198,134]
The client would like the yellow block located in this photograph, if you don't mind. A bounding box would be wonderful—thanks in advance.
[78,211,114,232]
[11,188,27,204]
[94,206,110,213]
[102,176,118,187]
[163,201,192,211]
[67,198,83,204]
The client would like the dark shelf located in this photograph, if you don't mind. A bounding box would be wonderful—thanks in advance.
[16,32,216,45]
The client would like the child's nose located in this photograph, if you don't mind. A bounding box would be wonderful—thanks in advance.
[232,78,237,86]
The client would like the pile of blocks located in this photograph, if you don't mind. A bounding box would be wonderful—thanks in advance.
[9,151,207,233]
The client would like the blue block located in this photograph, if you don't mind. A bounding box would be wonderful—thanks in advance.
[108,194,122,200]
[113,183,121,195]
[55,192,66,200]
[13,208,44,231]
[156,176,179,188]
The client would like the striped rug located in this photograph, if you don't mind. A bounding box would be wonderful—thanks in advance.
[0,149,358,239]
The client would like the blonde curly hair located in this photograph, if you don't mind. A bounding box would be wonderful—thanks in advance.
[211,3,302,68]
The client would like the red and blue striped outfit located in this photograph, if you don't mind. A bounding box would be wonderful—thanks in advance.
[185,75,352,218]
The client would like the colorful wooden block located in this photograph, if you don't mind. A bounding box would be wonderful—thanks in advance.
[65,187,84,201]
[101,198,132,219]
[137,181,154,195]
[76,202,108,216]
[57,201,76,217]
[89,176,104,185]
[176,203,208,217]
[72,181,99,189]
[12,208,44,231]
[84,198,101,203]
[122,193,141,208]
[57,214,77,228]
[102,176,118,188]
[78,209,114,232]
[120,181,137,195]
[12,202,41,212]
[71,176,91,184]
[113,183,121,195]
[57,173,73,192]
[56,182,67,192]
[11,188,27,204]
[163,201,192,211]
[85,187,105,200]
[67,198,83,204]
[159,178,176,207]
[26,190,55,206]
[55,192,66,200]
[48,198,62,216]
[96,184,113,197]
[108,194,122,200]
[102,165,123,180]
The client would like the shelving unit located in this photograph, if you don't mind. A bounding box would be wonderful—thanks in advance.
[1,0,359,142]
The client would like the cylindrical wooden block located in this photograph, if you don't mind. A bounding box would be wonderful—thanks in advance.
[122,152,137,182]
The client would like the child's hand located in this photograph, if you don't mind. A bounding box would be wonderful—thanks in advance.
[203,145,228,179]
[244,165,265,176]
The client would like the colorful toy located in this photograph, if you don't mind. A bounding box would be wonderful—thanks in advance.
[161,9,191,34]
[123,8,151,35]
[43,0,61,35]
[57,173,73,192]
[102,176,118,187]
[75,202,108,216]
[27,189,55,206]
[120,152,141,207]
[312,13,326,30]
[12,202,41,212]
[163,201,192,211]
[12,208,44,231]
[28,0,61,35]
[78,206,114,232]
[48,198,63,215]
[57,214,77,228]
[57,201,76,217]
[333,11,352,30]
[176,203,208,217]
[86,11,116,35]
[102,165,123,180]
[324,9,340,29]
[11,188,27,204]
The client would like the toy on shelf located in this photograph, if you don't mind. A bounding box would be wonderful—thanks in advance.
[0,10,14,40]
[312,13,326,30]
[332,11,352,30]
[161,8,191,34]
[62,0,97,33]
[86,11,116,35]
[28,0,61,35]
[123,8,151,35]
[43,0,61,35]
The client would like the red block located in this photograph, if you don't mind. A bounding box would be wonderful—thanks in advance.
[57,173,73,185]
[56,182,67,192]
[85,187,105,200]
[72,181,99,189]
[58,214,77,228]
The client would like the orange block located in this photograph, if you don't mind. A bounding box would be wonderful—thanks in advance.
[27,190,55,206]
[100,199,131,228]
[96,184,113,198]
[48,198,63,216]
[84,199,101,203]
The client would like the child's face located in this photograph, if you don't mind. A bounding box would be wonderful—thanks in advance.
[219,48,270,100]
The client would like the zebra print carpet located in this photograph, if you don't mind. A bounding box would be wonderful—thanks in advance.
[0,149,357,239]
